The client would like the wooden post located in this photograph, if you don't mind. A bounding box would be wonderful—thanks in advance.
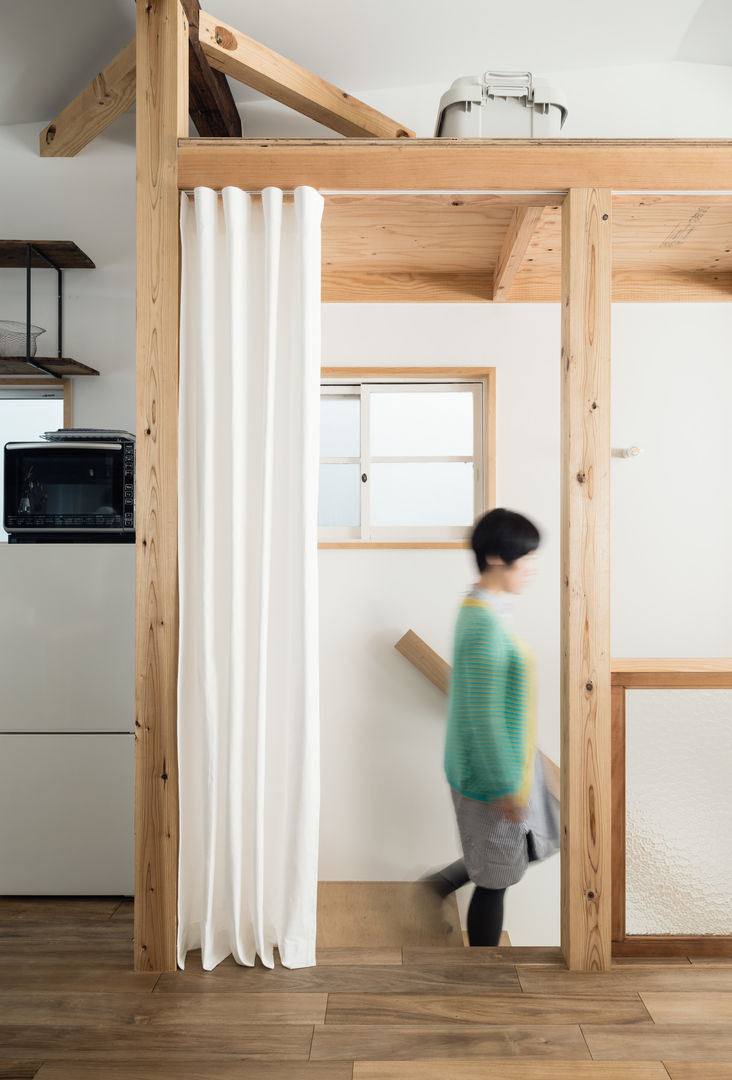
[134,0,188,972]
[560,188,612,971]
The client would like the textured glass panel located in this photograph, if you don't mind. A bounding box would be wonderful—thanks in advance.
[370,462,474,527]
[0,399,64,544]
[370,391,474,457]
[318,464,360,527]
[626,688,732,935]
[320,396,360,458]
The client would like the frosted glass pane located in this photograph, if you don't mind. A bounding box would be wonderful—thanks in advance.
[320,396,360,458]
[0,399,64,544]
[318,464,360,527]
[370,391,474,456]
[370,462,474,527]
[626,688,732,935]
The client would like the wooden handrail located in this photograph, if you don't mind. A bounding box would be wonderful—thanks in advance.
[395,630,560,802]
[611,658,732,688]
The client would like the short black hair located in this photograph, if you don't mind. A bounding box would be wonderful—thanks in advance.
[471,508,541,574]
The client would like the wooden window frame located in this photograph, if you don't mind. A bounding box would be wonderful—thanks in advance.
[319,367,496,550]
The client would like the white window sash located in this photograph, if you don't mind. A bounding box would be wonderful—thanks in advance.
[319,380,486,543]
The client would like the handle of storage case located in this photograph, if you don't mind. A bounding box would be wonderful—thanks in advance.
[482,71,534,101]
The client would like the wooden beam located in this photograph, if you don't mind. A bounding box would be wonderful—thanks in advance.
[196,12,415,138]
[492,206,545,301]
[39,39,136,157]
[180,0,242,137]
[177,138,732,193]
[560,188,612,972]
[134,0,188,973]
[611,658,732,688]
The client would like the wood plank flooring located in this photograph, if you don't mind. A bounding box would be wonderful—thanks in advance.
[1,898,732,1079]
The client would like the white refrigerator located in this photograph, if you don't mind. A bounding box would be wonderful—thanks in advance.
[0,542,135,893]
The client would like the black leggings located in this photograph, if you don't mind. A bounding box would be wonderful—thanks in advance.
[467,885,506,946]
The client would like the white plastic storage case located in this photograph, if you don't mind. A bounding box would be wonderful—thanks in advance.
[435,72,567,138]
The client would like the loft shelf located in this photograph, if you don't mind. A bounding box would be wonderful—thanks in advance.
[0,240,95,269]
[0,357,99,376]
[0,239,96,377]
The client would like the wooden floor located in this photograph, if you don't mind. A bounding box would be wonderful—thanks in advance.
[2,899,732,1080]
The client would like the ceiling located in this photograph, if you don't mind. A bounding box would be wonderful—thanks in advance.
[2,0,731,125]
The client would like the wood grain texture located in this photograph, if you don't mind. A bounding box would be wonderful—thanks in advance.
[35,1066,352,1080]
[395,631,450,694]
[317,883,462,948]
[354,1062,669,1079]
[180,0,242,137]
[611,685,626,944]
[518,965,732,994]
[664,1066,732,1079]
[134,0,188,973]
[325,992,650,1025]
[177,138,732,192]
[154,963,522,995]
[316,948,403,966]
[0,241,95,269]
[640,992,732,1023]
[614,938,732,959]
[39,39,136,157]
[560,188,612,972]
[611,659,732,688]
[197,11,414,138]
[402,946,564,966]
[311,1023,590,1060]
[493,206,546,300]
[0,994,317,1058]
[0,358,99,376]
[322,270,732,303]
[582,1023,732,1061]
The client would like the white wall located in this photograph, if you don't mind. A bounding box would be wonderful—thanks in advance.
[318,302,732,944]
[1,56,730,929]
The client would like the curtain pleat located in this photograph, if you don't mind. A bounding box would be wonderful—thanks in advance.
[177,185,324,971]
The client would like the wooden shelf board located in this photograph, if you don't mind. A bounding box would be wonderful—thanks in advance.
[0,240,95,269]
[0,357,99,376]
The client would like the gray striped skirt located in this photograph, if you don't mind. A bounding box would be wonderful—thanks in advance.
[451,753,560,889]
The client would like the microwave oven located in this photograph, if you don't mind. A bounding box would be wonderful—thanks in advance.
[3,439,135,540]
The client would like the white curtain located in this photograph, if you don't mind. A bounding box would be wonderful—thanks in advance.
[177,185,324,970]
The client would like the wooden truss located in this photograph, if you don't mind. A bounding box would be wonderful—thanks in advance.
[39,0,732,974]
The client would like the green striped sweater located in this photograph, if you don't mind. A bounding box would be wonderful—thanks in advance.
[444,595,536,804]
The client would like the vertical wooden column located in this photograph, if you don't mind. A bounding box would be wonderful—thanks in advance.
[134,0,188,972]
[560,188,612,971]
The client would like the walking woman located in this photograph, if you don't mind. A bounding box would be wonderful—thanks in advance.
[434,507,557,946]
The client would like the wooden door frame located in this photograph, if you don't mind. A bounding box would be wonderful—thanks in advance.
[134,0,732,972]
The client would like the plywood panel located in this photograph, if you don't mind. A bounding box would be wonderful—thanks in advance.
[317,883,463,948]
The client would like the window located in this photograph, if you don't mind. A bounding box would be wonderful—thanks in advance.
[319,368,495,547]
[0,380,69,543]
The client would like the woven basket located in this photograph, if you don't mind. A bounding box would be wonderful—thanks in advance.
[0,320,46,358]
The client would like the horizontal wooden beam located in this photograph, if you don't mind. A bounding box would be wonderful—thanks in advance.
[197,12,414,139]
[181,0,242,137]
[40,39,136,157]
[611,658,732,688]
[321,270,732,303]
[177,138,732,192]
[492,206,545,301]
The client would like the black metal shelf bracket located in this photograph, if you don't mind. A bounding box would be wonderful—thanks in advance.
[25,242,63,379]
